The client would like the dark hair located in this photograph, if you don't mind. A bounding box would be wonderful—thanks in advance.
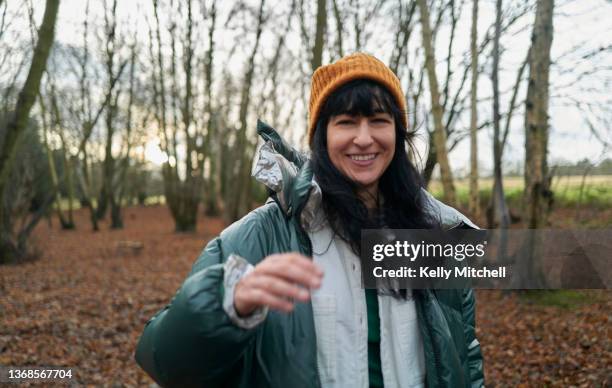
[311,79,439,293]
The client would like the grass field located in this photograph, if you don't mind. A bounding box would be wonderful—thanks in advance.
[429,175,612,209]
[56,175,612,213]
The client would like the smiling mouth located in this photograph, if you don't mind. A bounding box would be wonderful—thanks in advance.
[348,153,377,161]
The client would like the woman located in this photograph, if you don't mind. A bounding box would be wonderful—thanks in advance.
[135,53,484,388]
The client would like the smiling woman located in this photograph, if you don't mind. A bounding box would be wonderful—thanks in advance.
[135,53,484,388]
[321,80,397,208]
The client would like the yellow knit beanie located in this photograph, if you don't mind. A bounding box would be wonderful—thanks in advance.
[308,52,407,146]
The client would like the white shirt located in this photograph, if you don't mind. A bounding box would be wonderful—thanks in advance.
[309,223,426,388]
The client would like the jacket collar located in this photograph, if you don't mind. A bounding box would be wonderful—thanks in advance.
[252,120,477,231]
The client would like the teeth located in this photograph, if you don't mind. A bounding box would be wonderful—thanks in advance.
[350,154,376,161]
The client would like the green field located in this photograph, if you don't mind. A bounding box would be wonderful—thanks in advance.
[55,175,612,212]
[429,175,612,209]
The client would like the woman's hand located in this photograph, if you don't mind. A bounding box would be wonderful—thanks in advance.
[234,253,323,316]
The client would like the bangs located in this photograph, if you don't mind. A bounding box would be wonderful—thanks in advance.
[320,79,398,120]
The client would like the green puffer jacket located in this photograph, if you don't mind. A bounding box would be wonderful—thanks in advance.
[135,121,485,388]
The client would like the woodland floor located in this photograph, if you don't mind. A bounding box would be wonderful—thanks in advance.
[0,205,610,387]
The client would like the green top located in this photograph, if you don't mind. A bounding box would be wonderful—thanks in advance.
[365,289,384,388]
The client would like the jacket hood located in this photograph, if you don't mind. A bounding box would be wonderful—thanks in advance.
[252,120,324,231]
[251,120,477,231]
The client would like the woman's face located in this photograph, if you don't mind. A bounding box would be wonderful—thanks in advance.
[326,112,396,192]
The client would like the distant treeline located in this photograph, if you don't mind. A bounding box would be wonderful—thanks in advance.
[500,158,612,177]
[552,159,612,176]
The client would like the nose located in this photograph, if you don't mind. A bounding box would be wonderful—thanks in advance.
[353,119,374,147]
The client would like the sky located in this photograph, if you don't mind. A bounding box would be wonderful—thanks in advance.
[8,0,612,174]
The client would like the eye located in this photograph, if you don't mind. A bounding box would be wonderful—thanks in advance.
[372,117,391,124]
[336,118,355,125]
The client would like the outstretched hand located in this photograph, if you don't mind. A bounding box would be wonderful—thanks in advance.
[234,253,323,316]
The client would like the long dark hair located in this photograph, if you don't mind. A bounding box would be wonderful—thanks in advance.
[311,79,439,259]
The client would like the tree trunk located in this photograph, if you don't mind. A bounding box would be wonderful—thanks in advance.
[423,135,437,186]
[0,0,59,263]
[331,0,343,59]
[50,82,76,229]
[311,0,326,71]
[225,0,266,223]
[468,0,480,217]
[517,0,555,288]
[39,91,72,229]
[489,0,510,229]
[417,0,456,205]
[203,0,220,216]
[524,0,554,229]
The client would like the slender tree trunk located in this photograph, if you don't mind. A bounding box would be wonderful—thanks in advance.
[524,0,554,229]
[203,0,219,216]
[468,0,480,217]
[39,91,72,229]
[0,0,59,263]
[331,0,343,58]
[97,0,119,222]
[311,0,326,71]
[490,0,510,228]
[226,0,265,222]
[516,0,555,288]
[48,81,76,228]
[417,0,456,205]
[65,155,75,226]
[423,136,437,185]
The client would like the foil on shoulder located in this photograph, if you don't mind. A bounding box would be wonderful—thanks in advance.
[251,141,297,213]
[300,179,326,232]
[252,140,326,231]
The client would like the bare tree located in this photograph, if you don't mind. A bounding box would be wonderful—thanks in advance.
[489,0,510,228]
[202,0,220,216]
[417,0,456,205]
[389,0,416,75]
[331,0,344,59]
[312,0,327,71]
[225,0,266,222]
[468,0,479,216]
[70,1,126,231]
[0,0,59,263]
[524,0,554,229]
[516,0,555,288]
[152,0,204,231]
[419,2,533,186]
[39,81,75,229]
[97,0,129,228]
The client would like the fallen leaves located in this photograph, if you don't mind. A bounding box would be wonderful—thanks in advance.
[0,206,609,386]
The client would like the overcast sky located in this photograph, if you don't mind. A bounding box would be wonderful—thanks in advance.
[8,0,612,175]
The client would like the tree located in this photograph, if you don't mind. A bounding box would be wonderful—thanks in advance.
[311,0,326,71]
[39,79,75,229]
[202,0,220,216]
[416,0,456,205]
[489,0,510,228]
[516,0,555,288]
[70,1,125,231]
[225,0,267,222]
[151,0,207,231]
[97,0,129,229]
[524,0,554,229]
[468,0,479,217]
[0,0,60,263]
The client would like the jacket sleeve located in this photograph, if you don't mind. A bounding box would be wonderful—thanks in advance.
[461,288,485,387]
[135,213,272,387]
